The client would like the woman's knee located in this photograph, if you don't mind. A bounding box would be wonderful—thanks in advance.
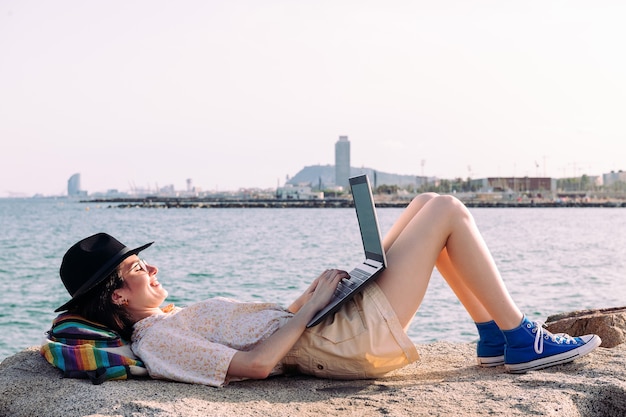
[416,192,440,201]
[408,192,439,211]
[406,193,469,223]
[429,194,470,219]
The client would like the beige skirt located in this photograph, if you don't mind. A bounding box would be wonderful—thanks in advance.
[282,282,420,379]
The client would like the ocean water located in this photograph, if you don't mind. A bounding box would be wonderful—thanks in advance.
[1,198,625,361]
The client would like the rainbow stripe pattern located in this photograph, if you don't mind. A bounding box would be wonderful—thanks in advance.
[40,313,146,384]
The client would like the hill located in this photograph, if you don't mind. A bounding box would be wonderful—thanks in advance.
[287,165,423,189]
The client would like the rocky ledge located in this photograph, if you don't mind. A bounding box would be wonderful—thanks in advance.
[2,308,626,417]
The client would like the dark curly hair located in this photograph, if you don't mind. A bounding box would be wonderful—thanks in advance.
[69,267,135,341]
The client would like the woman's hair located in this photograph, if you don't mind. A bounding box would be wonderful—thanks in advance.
[69,267,135,341]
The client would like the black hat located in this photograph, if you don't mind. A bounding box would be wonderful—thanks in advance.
[56,233,153,312]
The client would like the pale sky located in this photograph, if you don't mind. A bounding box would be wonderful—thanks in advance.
[1,0,625,197]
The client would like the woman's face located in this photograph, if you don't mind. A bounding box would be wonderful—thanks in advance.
[114,255,168,312]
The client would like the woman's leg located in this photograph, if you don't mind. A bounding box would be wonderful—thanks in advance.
[382,192,438,252]
[377,193,601,373]
[435,248,493,323]
[376,194,523,330]
[383,193,493,324]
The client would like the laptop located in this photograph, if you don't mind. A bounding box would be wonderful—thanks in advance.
[306,174,387,327]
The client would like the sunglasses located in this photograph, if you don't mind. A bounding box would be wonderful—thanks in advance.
[125,258,150,276]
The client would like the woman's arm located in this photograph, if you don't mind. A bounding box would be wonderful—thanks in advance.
[227,269,348,380]
[286,275,322,313]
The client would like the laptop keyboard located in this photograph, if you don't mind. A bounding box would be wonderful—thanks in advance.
[334,267,371,298]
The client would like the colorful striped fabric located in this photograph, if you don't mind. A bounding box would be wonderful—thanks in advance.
[40,312,147,384]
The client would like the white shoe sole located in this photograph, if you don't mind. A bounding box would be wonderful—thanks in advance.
[505,334,602,373]
[477,355,505,367]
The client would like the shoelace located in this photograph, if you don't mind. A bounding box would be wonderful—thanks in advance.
[530,321,578,354]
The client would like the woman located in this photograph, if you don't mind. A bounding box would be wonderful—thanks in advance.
[55,193,601,386]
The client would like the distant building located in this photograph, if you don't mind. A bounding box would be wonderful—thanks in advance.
[603,170,626,187]
[469,177,557,194]
[67,173,87,197]
[335,136,350,189]
[276,184,324,200]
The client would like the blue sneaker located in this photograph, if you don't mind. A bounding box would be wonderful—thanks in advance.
[503,316,601,373]
[476,320,505,367]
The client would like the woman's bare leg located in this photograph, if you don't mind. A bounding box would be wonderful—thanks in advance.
[376,194,523,331]
[383,194,492,324]
[382,193,439,252]
[435,248,493,323]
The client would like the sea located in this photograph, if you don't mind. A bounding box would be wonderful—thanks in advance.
[1,197,625,362]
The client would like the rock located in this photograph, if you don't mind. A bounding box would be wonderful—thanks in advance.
[546,306,626,348]
[2,342,626,417]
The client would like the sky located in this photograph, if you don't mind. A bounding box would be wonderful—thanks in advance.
[1,0,625,197]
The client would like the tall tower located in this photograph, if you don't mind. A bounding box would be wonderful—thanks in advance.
[335,135,351,188]
[67,173,81,196]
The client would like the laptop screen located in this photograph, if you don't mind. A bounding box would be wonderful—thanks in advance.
[350,175,386,264]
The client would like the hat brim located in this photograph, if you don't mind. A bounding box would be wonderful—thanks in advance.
[54,241,153,312]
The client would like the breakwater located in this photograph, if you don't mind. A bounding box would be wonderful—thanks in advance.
[83,197,626,209]
[3,342,625,416]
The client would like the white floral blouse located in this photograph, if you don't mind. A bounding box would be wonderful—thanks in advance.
[131,297,293,387]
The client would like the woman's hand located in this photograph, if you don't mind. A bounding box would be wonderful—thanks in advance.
[307,269,350,311]
[287,269,350,313]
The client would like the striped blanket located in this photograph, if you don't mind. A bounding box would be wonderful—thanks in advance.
[40,312,147,384]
